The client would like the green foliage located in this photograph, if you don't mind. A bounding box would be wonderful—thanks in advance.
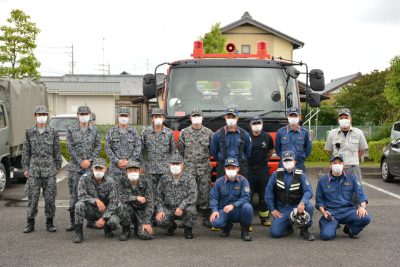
[314,102,338,125]
[384,56,400,116]
[60,140,109,163]
[306,141,330,162]
[200,23,226,54]
[368,138,391,163]
[0,9,41,79]
[368,125,392,141]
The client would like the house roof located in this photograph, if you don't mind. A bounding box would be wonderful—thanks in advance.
[221,12,304,49]
[44,81,120,95]
[323,72,362,94]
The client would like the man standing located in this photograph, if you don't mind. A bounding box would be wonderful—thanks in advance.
[325,108,368,182]
[248,116,275,226]
[118,160,154,241]
[73,158,119,243]
[316,154,371,240]
[22,106,62,233]
[155,155,198,239]
[209,158,253,241]
[265,151,315,241]
[275,107,312,172]
[178,108,213,228]
[105,107,141,194]
[211,107,252,177]
[141,107,175,191]
[66,105,101,231]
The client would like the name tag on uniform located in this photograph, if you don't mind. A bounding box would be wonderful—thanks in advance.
[344,182,351,186]
[234,186,240,190]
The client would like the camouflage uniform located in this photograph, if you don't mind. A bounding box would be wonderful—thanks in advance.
[117,176,154,240]
[155,172,198,229]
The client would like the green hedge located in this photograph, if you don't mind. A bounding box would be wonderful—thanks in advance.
[60,141,109,164]
[306,141,330,162]
[368,138,391,163]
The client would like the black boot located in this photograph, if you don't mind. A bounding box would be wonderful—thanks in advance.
[46,218,57,232]
[202,209,212,228]
[343,225,359,239]
[73,224,83,243]
[104,225,114,238]
[86,221,97,229]
[120,225,131,241]
[23,218,35,233]
[166,222,177,236]
[66,211,75,232]
[300,227,315,241]
[241,225,252,241]
[184,227,194,239]
[220,222,233,238]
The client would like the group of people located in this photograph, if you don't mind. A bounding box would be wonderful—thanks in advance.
[21,104,371,243]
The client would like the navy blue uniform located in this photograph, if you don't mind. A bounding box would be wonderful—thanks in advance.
[316,171,371,240]
[209,175,253,228]
[265,168,314,237]
[275,126,312,172]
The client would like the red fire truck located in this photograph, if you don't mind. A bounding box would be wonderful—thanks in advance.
[142,40,324,180]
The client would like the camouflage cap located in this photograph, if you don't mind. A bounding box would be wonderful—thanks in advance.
[191,108,203,116]
[125,160,140,169]
[77,105,91,114]
[92,158,106,167]
[338,108,351,117]
[34,106,49,114]
[225,158,239,167]
[151,107,164,116]
[169,154,183,163]
[117,107,130,115]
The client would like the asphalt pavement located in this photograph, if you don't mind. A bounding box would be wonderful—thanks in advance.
[1,168,400,267]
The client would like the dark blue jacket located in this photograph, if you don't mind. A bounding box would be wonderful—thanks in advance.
[275,125,312,162]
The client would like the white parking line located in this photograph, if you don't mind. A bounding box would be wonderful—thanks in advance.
[363,181,400,200]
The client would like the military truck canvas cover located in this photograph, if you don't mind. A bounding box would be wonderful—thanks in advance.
[0,79,48,148]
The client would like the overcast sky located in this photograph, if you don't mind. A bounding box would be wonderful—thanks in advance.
[1,0,399,82]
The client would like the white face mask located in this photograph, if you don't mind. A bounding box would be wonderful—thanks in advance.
[170,165,182,175]
[127,172,140,181]
[225,169,238,179]
[288,117,299,125]
[339,119,351,128]
[118,117,129,125]
[191,116,203,125]
[226,118,237,127]
[36,116,48,124]
[79,115,90,123]
[331,164,344,176]
[93,171,105,179]
[154,118,164,126]
[283,161,295,172]
[251,124,263,133]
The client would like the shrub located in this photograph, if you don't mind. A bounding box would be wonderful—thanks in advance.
[60,140,109,163]
[306,141,330,162]
[368,138,391,163]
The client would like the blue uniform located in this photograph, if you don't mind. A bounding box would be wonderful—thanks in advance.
[275,126,312,172]
[265,169,314,238]
[209,175,253,228]
[316,171,371,240]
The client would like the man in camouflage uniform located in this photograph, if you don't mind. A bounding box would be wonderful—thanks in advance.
[105,107,141,195]
[117,160,154,241]
[22,106,62,233]
[140,108,175,191]
[66,105,101,231]
[178,108,213,228]
[73,158,119,243]
[155,154,198,239]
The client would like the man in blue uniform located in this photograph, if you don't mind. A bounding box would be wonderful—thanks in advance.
[316,154,371,240]
[265,150,315,241]
[209,158,253,241]
[275,107,312,172]
[211,108,252,177]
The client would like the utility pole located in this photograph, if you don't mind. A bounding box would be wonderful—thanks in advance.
[146,58,149,73]
[66,43,75,74]
[98,37,110,75]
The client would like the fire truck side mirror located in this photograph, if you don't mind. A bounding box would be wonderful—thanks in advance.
[309,69,325,91]
[143,73,157,98]
[308,92,321,107]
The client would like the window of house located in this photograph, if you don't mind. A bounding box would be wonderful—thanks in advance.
[241,45,251,54]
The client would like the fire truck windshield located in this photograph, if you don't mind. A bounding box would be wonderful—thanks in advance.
[166,67,298,118]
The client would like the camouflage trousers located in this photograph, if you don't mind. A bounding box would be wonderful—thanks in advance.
[118,203,152,240]
[24,175,57,219]
[186,163,211,210]
[74,200,119,228]
[157,206,197,228]
[68,171,82,211]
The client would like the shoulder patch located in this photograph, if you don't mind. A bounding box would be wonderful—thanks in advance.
[244,186,250,193]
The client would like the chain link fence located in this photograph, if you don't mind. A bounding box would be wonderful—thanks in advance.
[306,125,391,141]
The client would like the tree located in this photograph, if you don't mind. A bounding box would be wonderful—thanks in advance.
[384,56,400,112]
[0,9,41,79]
[200,23,226,54]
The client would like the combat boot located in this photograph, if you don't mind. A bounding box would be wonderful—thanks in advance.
[86,220,97,229]
[66,211,75,232]
[166,222,177,236]
[300,227,315,241]
[104,225,114,238]
[23,218,35,233]
[202,209,212,228]
[241,225,252,241]
[120,225,131,241]
[184,227,194,239]
[220,222,233,238]
[73,224,83,243]
[343,225,359,239]
[46,217,57,232]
